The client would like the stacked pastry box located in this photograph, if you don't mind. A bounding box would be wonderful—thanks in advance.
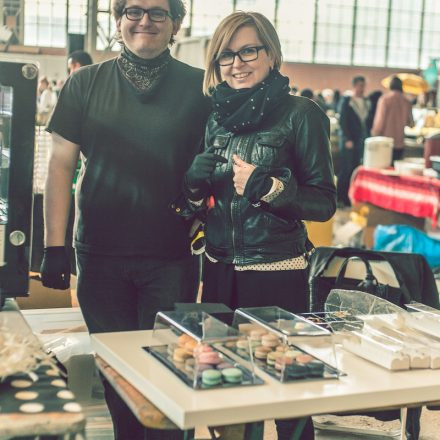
[221,306,342,382]
[146,310,264,389]
[340,302,440,371]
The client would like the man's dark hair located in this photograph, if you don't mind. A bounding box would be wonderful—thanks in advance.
[111,0,186,45]
[68,50,93,67]
[389,76,403,92]
[352,75,366,86]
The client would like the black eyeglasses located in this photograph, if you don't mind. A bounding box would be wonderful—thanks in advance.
[122,7,172,22]
[216,46,266,66]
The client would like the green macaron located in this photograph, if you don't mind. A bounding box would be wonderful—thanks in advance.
[201,369,222,386]
[221,367,243,384]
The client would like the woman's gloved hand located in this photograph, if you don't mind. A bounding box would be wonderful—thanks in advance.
[185,146,228,190]
[40,246,71,290]
[233,155,273,201]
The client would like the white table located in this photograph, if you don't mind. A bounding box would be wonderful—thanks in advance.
[91,330,440,430]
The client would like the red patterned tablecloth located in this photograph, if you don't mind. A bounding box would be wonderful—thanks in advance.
[349,166,440,227]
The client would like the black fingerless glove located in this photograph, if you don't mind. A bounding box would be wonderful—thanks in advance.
[243,167,274,203]
[185,147,228,193]
[40,246,71,290]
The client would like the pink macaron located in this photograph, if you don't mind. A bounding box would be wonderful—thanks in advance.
[197,351,221,365]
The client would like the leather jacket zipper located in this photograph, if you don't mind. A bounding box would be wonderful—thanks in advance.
[231,136,245,265]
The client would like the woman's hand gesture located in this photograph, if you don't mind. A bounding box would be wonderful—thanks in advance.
[233,154,256,195]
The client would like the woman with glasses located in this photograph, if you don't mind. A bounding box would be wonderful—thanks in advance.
[183,11,336,439]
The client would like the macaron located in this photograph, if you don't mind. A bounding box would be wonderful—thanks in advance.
[217,362,234,370]
[306,360,325,377]
[236,339,249,350]
[195,363,212,375]
[296,354,313,364]
[284,349,303,359]
[197,351,221,365]
[285,363,308,379]
[201,369,222,386]
[193,344,213,357]
[178,334,194,347]
[184,339,198,356]
[250,329,267,341]
[267,351,284,367]
[184,358,196,373]
[261,333,279,348]
[254,346,272,360]
[276,344,288,353]
[238,323,258,334]
[173,347,191,363]
[221,367,243,384]
[275,355,295,370]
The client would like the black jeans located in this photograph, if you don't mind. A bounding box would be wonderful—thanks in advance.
[337,138,364,207]
[76,252,199,440]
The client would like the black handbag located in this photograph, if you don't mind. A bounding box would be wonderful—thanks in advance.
[309,248,412,313]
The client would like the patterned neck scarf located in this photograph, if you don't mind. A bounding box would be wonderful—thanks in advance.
[211,70,290,133]
[117,46,171,100]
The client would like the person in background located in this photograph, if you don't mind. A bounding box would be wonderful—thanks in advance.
[300,88,327,112]
[40,0,210,438]
[321,88,335,113]
[183,11,336,439]
[36,76,57,126]
[366,90,383,132]
[332,89,341,113]
[337,75,370,207]
[67,50,93,75]
[372,77,413,161]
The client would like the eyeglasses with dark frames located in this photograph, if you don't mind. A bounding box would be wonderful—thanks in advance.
[122,7,172,22]
[216,46,266,66]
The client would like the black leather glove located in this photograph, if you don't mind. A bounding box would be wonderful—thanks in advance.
[185,147,228,190]
[40,246,71,290]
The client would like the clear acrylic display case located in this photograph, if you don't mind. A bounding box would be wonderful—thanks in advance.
[146,310,264,389]
[225,306,341,382]
[405,303,440,338]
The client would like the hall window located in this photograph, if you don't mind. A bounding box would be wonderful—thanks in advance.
[67,0,87,35]
[353,0,388,67]
[96,0,117,50]
[277,0,315,63]
[314,0,355,65]
[387,0,423,69]
[24,0,66,47]
[420,0,440,69]
[234,0,276,23]
[191,0,233,37]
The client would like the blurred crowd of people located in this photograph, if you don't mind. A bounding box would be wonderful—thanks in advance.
[290,75,419,207]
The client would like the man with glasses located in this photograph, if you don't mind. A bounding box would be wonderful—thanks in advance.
[41,1,210,438]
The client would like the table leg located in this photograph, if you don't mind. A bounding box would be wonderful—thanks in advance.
[400,407,407,440]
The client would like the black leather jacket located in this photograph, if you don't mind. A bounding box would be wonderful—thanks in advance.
[192,96,336,265]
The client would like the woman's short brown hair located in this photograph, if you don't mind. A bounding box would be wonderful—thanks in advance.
[203,11,282,95]
[111,0,186,45]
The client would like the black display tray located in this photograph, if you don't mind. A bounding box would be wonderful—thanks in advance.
[218,343,341,383]
[144,345,264,390]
